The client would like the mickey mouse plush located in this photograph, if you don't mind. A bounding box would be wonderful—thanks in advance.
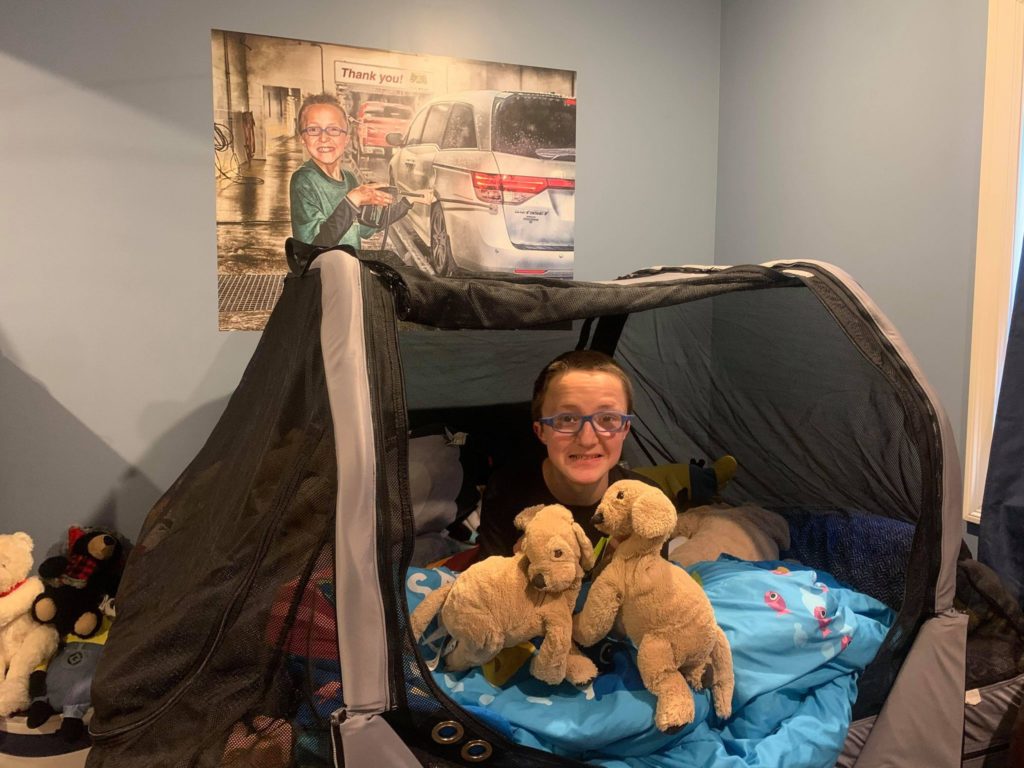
[31,527,126,639]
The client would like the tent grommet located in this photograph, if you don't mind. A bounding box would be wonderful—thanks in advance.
[431,720,464,745]
[460,739,493,762]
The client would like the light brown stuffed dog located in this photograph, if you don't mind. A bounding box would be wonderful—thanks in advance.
[573,480,734,732]
[410,503,597,686]
[669,503,790,566]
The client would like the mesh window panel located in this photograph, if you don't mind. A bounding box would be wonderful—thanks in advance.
[616,288,925,521]
[88,274,340,768]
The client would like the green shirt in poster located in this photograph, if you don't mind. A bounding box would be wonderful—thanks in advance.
[289,160,374,248]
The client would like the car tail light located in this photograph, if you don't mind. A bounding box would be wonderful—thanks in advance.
[471,172,574,205]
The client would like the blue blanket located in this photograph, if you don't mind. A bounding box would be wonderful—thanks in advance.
[406,558,893,768]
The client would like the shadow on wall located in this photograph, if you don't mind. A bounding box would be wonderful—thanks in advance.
[0,353,229,556]
[2,4,215,137]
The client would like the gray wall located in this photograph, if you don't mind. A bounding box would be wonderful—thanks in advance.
[1,1,990,555]
[716,0,988,458]
[0,0,722,551]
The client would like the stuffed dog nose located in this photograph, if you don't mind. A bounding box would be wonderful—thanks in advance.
[592,512,605,526]
[531,574,547,589]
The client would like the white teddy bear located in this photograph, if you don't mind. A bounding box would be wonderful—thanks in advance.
[0,532,60,717]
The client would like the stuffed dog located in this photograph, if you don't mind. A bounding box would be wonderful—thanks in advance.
[410,503,597,686]
[669,503,790,566]
[573,480,734,732]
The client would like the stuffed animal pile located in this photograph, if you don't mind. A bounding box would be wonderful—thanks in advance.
[0,532,60,717]
[573,480,735,732]
[411,503,597,686]
[410,481,741,734]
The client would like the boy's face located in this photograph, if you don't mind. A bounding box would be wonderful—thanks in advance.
[534,370,630,495]
[300,103,349,171]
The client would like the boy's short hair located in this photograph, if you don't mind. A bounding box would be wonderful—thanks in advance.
[297,93,348,132]
[531,350,634,421]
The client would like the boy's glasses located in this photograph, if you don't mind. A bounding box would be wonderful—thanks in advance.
[301,126,348,137]
[537,411,632,435]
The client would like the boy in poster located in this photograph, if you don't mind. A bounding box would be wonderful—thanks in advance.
[290,93,425,247]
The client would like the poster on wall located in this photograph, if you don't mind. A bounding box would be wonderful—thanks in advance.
[211,30,577,331]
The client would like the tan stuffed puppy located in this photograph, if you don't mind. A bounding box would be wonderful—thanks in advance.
[573,480,734,732]
[410,504,597,687]
[669,503,790,566]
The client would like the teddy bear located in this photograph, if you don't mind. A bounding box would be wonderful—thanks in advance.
[410,503,597,686]
[0,531,60,717]
[573,480,734,732]
[668,502,791,566]
[31,526,126,639]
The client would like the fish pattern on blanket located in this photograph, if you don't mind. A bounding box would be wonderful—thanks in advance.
[406,557,893,768]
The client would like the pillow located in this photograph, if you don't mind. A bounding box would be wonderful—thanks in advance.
[408,431,464,535]
[408,425,485,535]
[775,506,914,610]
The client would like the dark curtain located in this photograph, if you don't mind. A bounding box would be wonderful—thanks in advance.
[978,252,1024,608]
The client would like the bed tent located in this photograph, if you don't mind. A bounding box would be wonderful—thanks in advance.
[86,249,966,767]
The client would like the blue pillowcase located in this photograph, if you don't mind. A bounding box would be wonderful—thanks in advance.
[775,506,915,610]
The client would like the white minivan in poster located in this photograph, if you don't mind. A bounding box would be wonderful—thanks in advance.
[387,90,575,278]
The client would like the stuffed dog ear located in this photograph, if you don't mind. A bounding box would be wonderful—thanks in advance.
[514,504,545,531]
[571,522,596,571]
[631,489,678,541]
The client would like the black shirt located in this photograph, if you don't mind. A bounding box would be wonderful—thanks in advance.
[476,459,661,558]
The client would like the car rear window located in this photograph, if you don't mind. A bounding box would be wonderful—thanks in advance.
[492,95,576,160]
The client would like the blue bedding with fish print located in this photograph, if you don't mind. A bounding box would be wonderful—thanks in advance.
[406,557,893,768]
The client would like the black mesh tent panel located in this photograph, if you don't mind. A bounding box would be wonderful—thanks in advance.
[88,274,340,766]
[615,288,924,521]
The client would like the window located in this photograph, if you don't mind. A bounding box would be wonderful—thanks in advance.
[963,0,1024,523]
[421,103,452,147]
[492,94,576,160]
[442,104,477,150]
[403,108,428,147]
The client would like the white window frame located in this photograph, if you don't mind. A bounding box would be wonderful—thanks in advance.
[963,0,1024,524]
